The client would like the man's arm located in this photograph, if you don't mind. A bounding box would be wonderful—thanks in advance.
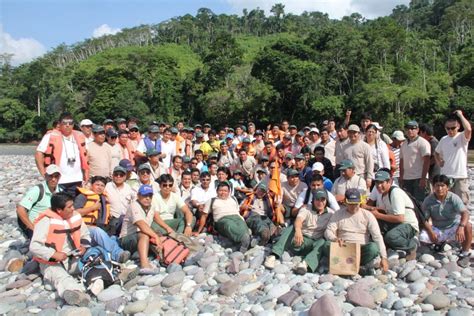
[16,205,34,231]
[181,204,194,236]
[35,151,46,177]
[293,216,304,246]
[420,155,431,188]
[152,212,173,234]
[324,216,338,242]
[456,110,472,141]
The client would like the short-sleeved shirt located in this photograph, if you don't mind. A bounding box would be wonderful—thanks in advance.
[281,181,307,208]
[435,132,469,178]
[105,182,135,218]
[422,192,465,229]
[191,186,217,205]
[203,196,241,222]
[400,136,431,180]
[294,189,340,211]
[379,187,419,231]
[119,200,158,238]
[152,192,185,220]
[19,182,57,222]
[332,175,367,197]
[297,206,334,239]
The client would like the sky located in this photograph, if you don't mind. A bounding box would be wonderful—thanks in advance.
[1,0,410,66]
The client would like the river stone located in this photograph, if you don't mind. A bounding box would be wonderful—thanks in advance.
[406,270,423,282]
[308,294,342,316]
[267,284,291,299]
[420,304,435,312]
[133,289,149,301]
[409,282,425,295]
[273,264,289,274]
[144,274,165,287]
[277,290,299,307]
[420,254,435,264]
[350,307,379,316]
[215,273,232,284]
[219,280,239,296]
[371,287,387,303]
[249,253,265,269]
[193,270,206,284]
[227,257,240,274]
[424,293,450,310]
[97,285,124,302]
[399,260,417,278]
[161,271,185,288]
[123,300,148,315]
[346,284,376,309]
[58,307,92,316]
[6,279,31,290]
[198,256,219,268]
[444,262,461,273]
[241,282,262,294]
[318,282,332,291]
[166,263,182,273]
[447,308,473,316]
[432,268,448,278]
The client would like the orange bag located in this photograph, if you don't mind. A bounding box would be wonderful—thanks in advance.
[155,236,190,266]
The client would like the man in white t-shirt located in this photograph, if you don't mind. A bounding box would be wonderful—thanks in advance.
[435,110,472,204]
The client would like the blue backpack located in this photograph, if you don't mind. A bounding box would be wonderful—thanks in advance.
[78,246,120,288]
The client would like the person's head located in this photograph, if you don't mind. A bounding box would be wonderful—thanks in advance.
[327,118,336,132]
[444,115,461,138]
[117,129,129,146]
[432,174,450,199]
[203,123,211,134]
[419,123,433,140]
[181,171,192,188]
[281,120,289,132]
[218,129,227,140]
[271,124,280,135]
[310,174,324,190]
[309,128,320,141]
[248,123,256,134]
[200,171,211,189]
[294,154,306,170]
[287,168,300,187]
[127,117,139,128]
[264,140,273,152]
[148,125,160,140]
[238,149,248,161]
[90,176,107,194]
[137,164,152,183]
[255,183,268,198]
[345,188,361,213]
[92,125,106,144]
[365,124,379,142]
[190,158,198,169]
[216,182,231,199]
[147,148,161,164]
[219,142,229,154]
[312,162,325,176]
[194,150,203,162]
[137,185,153,207]
[269,161,278,173]
[276,144,286,158]
[161,128,172,142]
[289,125,297,136]
[347,124,361,142]
[313,146,325,162]
[391,130,405,147]
[320,129,330,143]
[158,174,174,195]
[59,112,75,136]
[172,155,183,170]
[374,170,392,194]
[312,188,327,212]
[208,162,218,175]
[360,113,372,131]
[235,126,243,135]
[80,119,93,137]
[404,121,419,140]
[336,122,348,140]
[128,124,140,139]
[159,122,167,133]
[51,192,75,219]
[208,130,217,141]
[233,169,243,180]
[106,128,118,145]
[103,119,114,131]
[256,168,267,180]
[112,166,127,185]
[45,165,61,188]
[339,159,355,179]
[217,167,230,182]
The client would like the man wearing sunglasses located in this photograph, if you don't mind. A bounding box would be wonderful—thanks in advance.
[36,112,89,197]
[17,164,62,239]
[435,110,472,205]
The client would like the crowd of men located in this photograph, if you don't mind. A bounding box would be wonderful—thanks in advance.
[16,110,472,306]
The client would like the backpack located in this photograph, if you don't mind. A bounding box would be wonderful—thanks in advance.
[153,236,190,266]
[78,246,120,289]
[31,184,45,210]
[388,186,426,230]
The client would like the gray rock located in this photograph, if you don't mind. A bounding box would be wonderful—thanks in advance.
[346,284,376,309]
[432,268,448,278]
[218,281,239,296]
[409,282,425,295]
[370,287,387,303]
[58,307,92,316]
[399,260,417,278]
[420,254,435,264]
[6,279,31,290]
[249,253,264,269]
[273,264,289,274]
[444,261,461,273]
[214,273,232,284]
[350,307,378,316]
[392,300,405,310]
[227,257,240,274]
[161,271,185,288]
[318,282,332,291]
[166,263,182,273]
[240,282,262,294]
[193,270,206,284]
[97,285,125,302]
[420,304,435,312]
[424,293,450,310]
[308,294,343,316]
[406,270,423,282]
[429,260,442,269]
[277,290,299,307]
[123,300,148,314]
[198,255,219,268]
[447,308,473,316]
[267,284,291,299]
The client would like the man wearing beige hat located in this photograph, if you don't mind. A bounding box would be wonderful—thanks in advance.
[390,130,405,185]
[79,119,94,144]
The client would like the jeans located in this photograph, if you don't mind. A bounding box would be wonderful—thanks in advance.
[89,226,124,261]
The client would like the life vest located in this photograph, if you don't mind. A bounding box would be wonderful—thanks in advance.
[241,193,276,222]
[144,136,161,152]
[43,130,88,171]
[121,141,136,164]
[33,209,82,265]
[76,187,110,227]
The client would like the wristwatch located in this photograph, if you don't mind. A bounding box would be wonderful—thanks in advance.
[186,223,192,227]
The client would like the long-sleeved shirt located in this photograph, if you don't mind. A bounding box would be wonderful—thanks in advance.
[325,207,387,258]
[30,211,91,265]
[342,141,374,180]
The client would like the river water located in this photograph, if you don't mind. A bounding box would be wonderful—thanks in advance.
[0,144,36,156]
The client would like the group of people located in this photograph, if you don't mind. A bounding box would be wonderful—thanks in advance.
[16,110,472,306]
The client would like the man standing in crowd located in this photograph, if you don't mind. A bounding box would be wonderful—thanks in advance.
[80,119,94,144]
[87,125,113,178]
[419,123,440,182]
[36,112,89,197]
[435,110,472,205]
[390,131,405,185]
[399,120,431,203]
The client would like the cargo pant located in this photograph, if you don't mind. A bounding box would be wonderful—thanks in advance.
[380,222,418,252]
[214,215,249,244]
[246,214,276,240]
[40,259,85,298]
[402,179,429,203]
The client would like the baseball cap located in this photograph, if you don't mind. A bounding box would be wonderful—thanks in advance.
[310,128,320,134]
[159,122,166,127]
[296,131,305,137]
[283,133,292,139]
[256,182,267,191]
[103,119,114,125]
[92,125,105,133]
[233,169,243,175]
[116,118,126,123]
[182,156,191,163]
[194,124,202,129]
[255,130,264,136]
[204,123,211,128]
[405,120,418,128]
[45,164,61,175]
[138,184,154,196]
[294,153,305,160]
[312,162,324,172]
[106,129,118,137]
[113,166,127,174]
[374,170,391,181]
[309,122,317,128]
[170,127,179,134]
[391,130,406,141]
[209,153,218,159]
[243,137,251,143]
[372,122,383,130]
[138,164,152,172]
[339,159,354,170]
[260,155,269,161]
[196,132,204,138]
[148,125,160,133]
[225,133,233,140]
[80,119,93,127]
[345,188,361,204]
[287,168,300,177]
[289,124,297,129]
[146,148,161,157]
[312,188,327,200]
[303,126,310,131]
[119,159,133,171]
[129,124,139,131]
[348,124,360,132]
[256,167,268,174]
[285,153,294,160]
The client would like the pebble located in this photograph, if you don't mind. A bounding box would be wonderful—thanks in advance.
[346,284,376,309]
[406,270,423,282]
[424,293,451,310]
[447,308,473,316]
[267,284,291,299]
[241,282,262,294]
[350,306,379,316]
[161,271,185,288]
[277,290,299,306]
[420,254,435,264]
[97,285,124,302]
[58,307,92,316]
[218,280,239,296]
[123,300,148,314]
[308,294,342,316]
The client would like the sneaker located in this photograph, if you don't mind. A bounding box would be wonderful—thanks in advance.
[264,255,276,269]
[295,261,308,275]
[260,229,271,246]
[406,245,417,261]
[240,234,251,253]
[139,267,160,275]
[118,267,140,283]
[457,257,470,268]
[63,290,91,307]
[118,250,131,263]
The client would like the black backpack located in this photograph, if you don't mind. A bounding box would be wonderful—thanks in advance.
[79,246,120,288]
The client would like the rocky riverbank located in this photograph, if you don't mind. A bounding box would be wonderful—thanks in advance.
[0,155,473,316]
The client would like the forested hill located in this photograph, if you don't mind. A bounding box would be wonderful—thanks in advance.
[0,0,472,142]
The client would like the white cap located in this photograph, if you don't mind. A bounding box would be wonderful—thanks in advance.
[391,130,406,141]
[372,122,383,130]
[80,119,93,126]
[312,162,324,172]
[45,164,61,175]
[310,127,320,134]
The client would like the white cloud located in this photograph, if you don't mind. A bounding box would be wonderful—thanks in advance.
[92,24,121,38]
[0,25,46,66]
[226,0,410,19]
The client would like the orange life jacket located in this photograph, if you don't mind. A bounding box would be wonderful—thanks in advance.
[121,141,136,164]
[76,187,110,227]
[33,209,82,265]
[43,130,88,171]
[241,193,277,222]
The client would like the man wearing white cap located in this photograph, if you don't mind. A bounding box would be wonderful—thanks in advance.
[80,119,94,144]
[390,131,405,185]
[16,165,62,238]
[312,162,333,191]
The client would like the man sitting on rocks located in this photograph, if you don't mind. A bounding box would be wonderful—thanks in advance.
[17,164,61,239]
[119,185,162,274]
[194,182,253,253]
[30,192,91,306]
[365,170,419,260]
[265,189,335,275]
[240,182,278,245]
[331,159,367,204]
[276,168,307,222]
[325,189,389,273]
[420,174,472,264]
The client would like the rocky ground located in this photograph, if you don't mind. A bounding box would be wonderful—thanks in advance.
[0,155,473,316]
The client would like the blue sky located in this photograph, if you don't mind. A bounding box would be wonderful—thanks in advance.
[1,0,409,65]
